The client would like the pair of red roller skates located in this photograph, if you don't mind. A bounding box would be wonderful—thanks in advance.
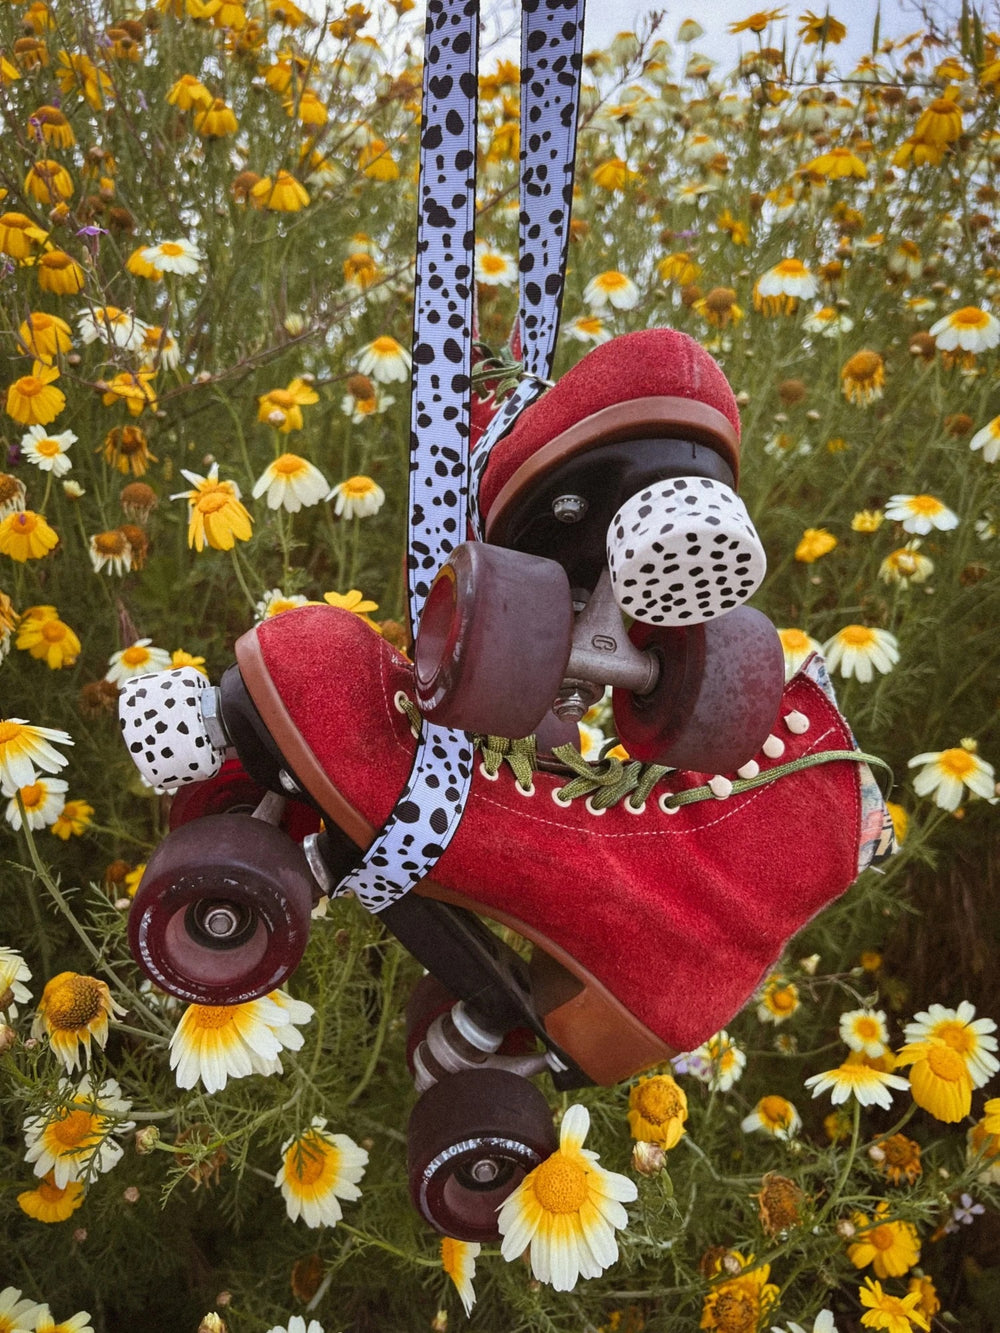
[120,329,890,1241]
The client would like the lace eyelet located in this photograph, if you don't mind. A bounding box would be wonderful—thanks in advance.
[514,781,536,798]
[393,690,410,714]
[477,762,499,782]
[584,795,607,817]
[551,788,572,807]
[623,798,647,815]
[658,793,682,815]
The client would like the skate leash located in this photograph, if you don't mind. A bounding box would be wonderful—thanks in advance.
[330,0,586,911]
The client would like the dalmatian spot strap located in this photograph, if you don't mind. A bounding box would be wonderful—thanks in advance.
[470,0,586,538]
[332,0,480,914]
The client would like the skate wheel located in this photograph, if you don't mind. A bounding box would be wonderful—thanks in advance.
[119,667,225,790]
[612,605,784,773]
[414,542,573,738]
[607,476,766,626]
[407,1068,557,1242]
[128,813,315,1005]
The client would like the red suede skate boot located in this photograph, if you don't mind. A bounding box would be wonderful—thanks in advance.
[414,327,784,776]
[230,604,891,1085]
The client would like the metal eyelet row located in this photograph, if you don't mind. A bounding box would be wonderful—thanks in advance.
[393,690,421,739]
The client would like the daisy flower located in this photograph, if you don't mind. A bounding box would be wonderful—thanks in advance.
[252,453,330,512]
[686,1029,747,1090]
[879,541,933,586]
[266,1319,324,1333]
[757,975,801,1025]
[754,258,818,314]
[254,589,314,621]
[970,417,1000,463]
[17,311,72,364]
[51,799,94,840]
[873,1132,922,1186]
[251,989,315,1076]
[5,366,66,427]
[32,972,126,1073]
[858,1277,930,1332]
[804,1056,910,1110]
[702,1250,779,1330]
[140,325,180,370]
[105,639,172,685]
[741,1094,802,1139]
[89,529,134,576]
[0,474,26,520]
[169,991,312,1094]
[76,305,148,352]
[172,465,253,551]
[771,1311,839,1333]
[474,243,517,287]
[839,1008,890,1058]
[0,1289,45,1332]
[627,1073,687,1149]
[355,335,411,384]
[4,776,67,831]
[17,1172,86,1225]
[497,1103,637,1291]
[275,1116,368,1227]
[821,626,899,683]
[840,350,885,406]
[15,611,80,669]
[323,589,379,625]
[776,628,822,678]
[441,1237,480,1315]
[20,424,76,476]
[0,717,73,789]
[847,1201,921,1279]
[884,493,958,534]
[907,741,996,811]
[795,527,837,562]
[582,270,639,311]
[0,946,32,1018]
[140,238,203,275]
[340,386,394,423]
[903,1001,998,1088]
[802,305,855,337]
[564,314,612,344]
[929,305,1000,353]
[23,1074,134,1187]
[331,475,385,519]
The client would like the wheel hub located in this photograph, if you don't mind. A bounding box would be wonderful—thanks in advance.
[186,898,256,950]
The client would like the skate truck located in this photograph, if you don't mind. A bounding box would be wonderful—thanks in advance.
[118,0,893,1242]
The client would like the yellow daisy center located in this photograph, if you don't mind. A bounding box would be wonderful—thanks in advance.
[840,626,876,648]
[950,306,989,328]
[759,1096,791,1126]
[0,720,24,745]
[287,1134,338,1187]
[906,494,944,515]
[94,531,128,556]
[159,241,184,256]
[780,629,810,651]
[45,974,104,1029]
[935,1021,975,1054]
[596,271,628,290]
[869,1223,895,1251]
[20,782,44,809]
[768,987,796,1013]
[532,1151,589,1213]
[121,645,151,667]
[370,336,401,355]
[479,253,507,274]
[774,258,807,277]
[35,437,61,457]
[341,476,377,498]
[19,376,44,396]
[712,1289,757,1333]
[926,1045,966,1081]
[854,1015,881,1040]
[937,748,977,780]
[190,1004,237,1029]
[272,453,308,478]
[266,389,295,409]
[844,351,882,380]
[41,620,69,643]
[633,1080,683,1125]
[195,485,235,514]
[52,1107,99,1149]
[37,1175,68,1202]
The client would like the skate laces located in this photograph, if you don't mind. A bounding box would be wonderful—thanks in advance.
[396,693,890,809]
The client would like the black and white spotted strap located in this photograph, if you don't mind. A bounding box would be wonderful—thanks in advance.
[333,0,585,914]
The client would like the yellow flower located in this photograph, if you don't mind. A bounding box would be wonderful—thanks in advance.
[717,208,749,245]
[841,350,886,406]
[173,465,253,552]
[903,1002,998,1089]
[37,248,85,295]
[740,1094,802,1139]
[794,527,837,562]
[23,157,74,204]
[28,107,75,151]
[256,378,319,433]
[885,803,908,844]
[852,509,884,533]
[51,799,94,840]
[16,611,80,668]
[912,93,963,147]
[323,589,379,627]
[171,649,207,676]
[331,475,385,519]
[275,1117,368,1227]
[627,1073,687,1148]
[34,972,126,1072]
[0,717,72,789]
[0,510,59,561]
[166,73,213,110]
[252,453,330,512]
[729,9,785,35]
[859,1277,930,1332]
[807,145,867,178]
[805,1054,910,1109]
[100,370,157,417]
[250,170,310,211]
[193,98,238,137]
[5,364,65,426]
[169,991,313,1093]
[441,1236,480,1317]
[99,425,157,476]
[700,1250,779,1331]
[776,627,821,677]
[693,287,744,327]
[798,9,846,43]
[874,1133,922,1187]
[591,158,638,191]
[358,138,399,180]
[895,1039,973,1122]
[848,1201,921,1278]
[23,1073,134,1187]
[657,251,700,285]
[0,211,48,259]
[757,975,800,1024]
[497,1104,637,1291]
[17,311,72,364]
[17,1171,85,1223]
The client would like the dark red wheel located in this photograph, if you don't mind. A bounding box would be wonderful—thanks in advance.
[612,605,784,773]
[414,542,573,738]
[169,759,322,842]
[407,1068,556,1242]
[128,813,316,1005]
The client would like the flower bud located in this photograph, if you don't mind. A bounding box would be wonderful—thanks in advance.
[0,1023,16,1055]
[198,1315,227,1333]
[632,1140,667,1176]
[836,1218,856,1238]
[134,1125,160,1154]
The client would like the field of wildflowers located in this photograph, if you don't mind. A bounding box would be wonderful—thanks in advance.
[2,1,1000,1330]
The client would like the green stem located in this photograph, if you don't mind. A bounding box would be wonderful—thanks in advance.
[816,1098,861,1225]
